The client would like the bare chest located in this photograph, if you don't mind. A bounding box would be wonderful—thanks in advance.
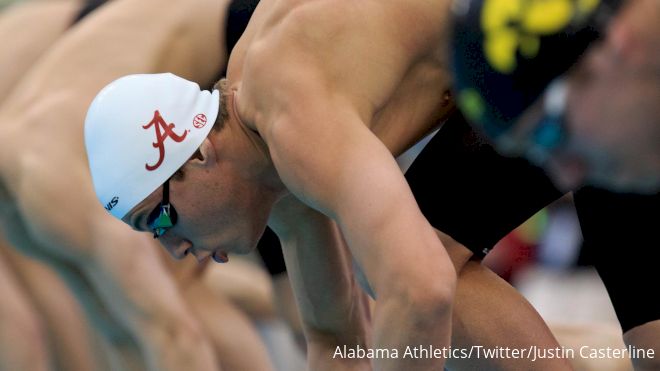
[370,54,454,157]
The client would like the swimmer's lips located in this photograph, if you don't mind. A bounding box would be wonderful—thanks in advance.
[212,251,229,264]
[183,246,228,263]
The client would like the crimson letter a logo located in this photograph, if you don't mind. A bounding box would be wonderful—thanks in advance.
[143,110,188,171]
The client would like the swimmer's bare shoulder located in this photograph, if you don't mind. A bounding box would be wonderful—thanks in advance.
[238,0,452,129]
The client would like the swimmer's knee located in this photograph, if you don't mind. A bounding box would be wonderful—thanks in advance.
[623,320,660,370]
[435,229,474,272]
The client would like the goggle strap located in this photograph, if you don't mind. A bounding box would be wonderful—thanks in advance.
[162,179,170,204]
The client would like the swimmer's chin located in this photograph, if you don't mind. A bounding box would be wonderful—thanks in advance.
[210,234,262,263]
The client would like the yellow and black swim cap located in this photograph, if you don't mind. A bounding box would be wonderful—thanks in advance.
[451,0,624,138]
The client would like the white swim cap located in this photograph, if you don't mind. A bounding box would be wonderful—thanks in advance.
[84,73,219,219]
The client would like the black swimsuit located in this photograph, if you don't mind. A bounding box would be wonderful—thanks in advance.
[405,109,659,332]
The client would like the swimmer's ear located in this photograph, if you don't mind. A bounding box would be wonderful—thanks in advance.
[186,138,217,168]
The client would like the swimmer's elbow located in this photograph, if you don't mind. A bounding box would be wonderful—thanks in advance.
[378,261,456,323]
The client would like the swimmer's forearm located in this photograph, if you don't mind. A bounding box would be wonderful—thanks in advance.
[336,204,456,370]
[270,197,373,369]
[370,284,453,371]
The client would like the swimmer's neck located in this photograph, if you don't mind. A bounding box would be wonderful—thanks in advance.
[227,89,285,193]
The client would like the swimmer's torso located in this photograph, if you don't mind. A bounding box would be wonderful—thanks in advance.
[230,0,455,157]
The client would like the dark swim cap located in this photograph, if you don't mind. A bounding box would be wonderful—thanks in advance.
[451,0,624,139]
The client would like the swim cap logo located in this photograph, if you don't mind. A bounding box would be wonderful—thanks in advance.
[481,0,600,74]
[105,196,119,211]
[143,110,188,171]
[193,114,207,129]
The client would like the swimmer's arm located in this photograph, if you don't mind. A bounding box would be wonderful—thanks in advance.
[248,73,456,371]
[270,104,455,370]
[13,173,220,370]
[242,7,455,367]
[87,218,221,371]
[269,195,372,370]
